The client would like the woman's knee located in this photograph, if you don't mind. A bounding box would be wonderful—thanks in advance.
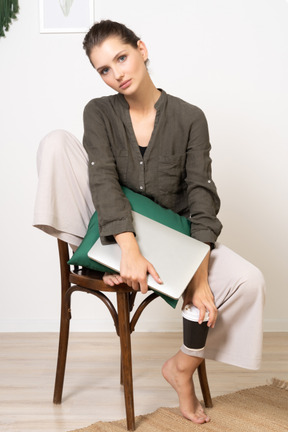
[38,129,74,154]
[37,130,81,166]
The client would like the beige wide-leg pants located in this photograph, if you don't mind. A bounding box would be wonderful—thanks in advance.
[33,130,265,370]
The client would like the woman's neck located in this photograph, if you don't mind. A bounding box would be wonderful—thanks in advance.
[124,75,161,114]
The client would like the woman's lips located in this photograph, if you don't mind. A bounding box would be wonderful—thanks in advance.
[119,79,132,89]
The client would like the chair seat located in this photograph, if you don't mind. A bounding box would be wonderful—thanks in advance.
[69,266,134,293]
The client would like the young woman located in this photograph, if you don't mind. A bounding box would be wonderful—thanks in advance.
[34,20,265,424]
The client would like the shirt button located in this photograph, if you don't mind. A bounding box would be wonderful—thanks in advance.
[140,161,143,165]
[91,161,95,166]
[208,179,211,183]
[140,186,143,190]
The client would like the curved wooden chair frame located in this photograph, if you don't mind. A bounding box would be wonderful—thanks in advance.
[53,239,212,430]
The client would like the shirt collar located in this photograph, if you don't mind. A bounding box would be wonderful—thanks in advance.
[116,89,167,111]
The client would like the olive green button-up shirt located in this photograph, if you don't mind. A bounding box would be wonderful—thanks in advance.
[83,90,222,245]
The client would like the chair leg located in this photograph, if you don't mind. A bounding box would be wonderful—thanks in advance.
[117,292,135,431]
[197,360,213,408]
[120,356,123,385]
[54,239,72,404]
[53,308,71,404]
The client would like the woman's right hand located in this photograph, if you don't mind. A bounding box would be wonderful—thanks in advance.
[115,232,162,293]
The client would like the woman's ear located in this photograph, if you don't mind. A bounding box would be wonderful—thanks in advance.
[137,40,148,62]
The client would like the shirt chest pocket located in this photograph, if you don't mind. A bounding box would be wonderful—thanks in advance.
[158,154,187,194]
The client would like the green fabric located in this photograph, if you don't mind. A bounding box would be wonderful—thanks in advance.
[0,0,19,38]
[68,187,191,308]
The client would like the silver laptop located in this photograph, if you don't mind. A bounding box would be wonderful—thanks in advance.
[88,211,210,299]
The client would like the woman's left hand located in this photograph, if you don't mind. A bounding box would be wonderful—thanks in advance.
[183,279,217,328]
[182,251,217,328]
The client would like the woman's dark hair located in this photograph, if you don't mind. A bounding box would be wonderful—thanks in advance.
[83,20,141,59]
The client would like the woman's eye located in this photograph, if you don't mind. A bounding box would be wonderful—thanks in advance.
[118,55,127,63]
[101,67,109,75]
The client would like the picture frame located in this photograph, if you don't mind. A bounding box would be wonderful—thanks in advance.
[39,0,94,34]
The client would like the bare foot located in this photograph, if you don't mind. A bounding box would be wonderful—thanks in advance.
[103,272,123,286]
[162,353,210,424]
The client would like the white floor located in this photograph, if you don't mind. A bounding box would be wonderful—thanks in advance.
[0,332,287,432]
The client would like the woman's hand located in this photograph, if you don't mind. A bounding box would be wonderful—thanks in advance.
[115,232,162,293]
[103,273,123,286]
[182,251,217,328]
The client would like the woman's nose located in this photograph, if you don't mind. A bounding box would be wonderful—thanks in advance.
[114,67,124,81]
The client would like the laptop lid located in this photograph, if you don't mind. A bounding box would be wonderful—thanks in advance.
[88,211,210,299]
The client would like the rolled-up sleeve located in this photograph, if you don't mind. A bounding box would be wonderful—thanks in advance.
[185,108,222,244]
[83,100,134,244]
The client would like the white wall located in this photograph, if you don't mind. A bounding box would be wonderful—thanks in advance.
[0,0,287,332]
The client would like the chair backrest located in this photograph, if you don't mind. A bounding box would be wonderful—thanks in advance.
[57,239,71,296]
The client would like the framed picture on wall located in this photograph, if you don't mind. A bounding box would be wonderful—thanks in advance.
[39,0,94,33]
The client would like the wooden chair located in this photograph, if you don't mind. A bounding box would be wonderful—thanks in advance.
[53,239,213,431]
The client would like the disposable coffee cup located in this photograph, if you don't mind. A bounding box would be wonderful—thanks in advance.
[182,305,209,351]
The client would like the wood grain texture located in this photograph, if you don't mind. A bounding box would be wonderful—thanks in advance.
[0,332,287,432]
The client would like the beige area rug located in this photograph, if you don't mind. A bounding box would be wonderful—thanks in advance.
[69,379,288,432]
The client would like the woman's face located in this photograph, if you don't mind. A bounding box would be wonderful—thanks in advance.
[89,36,148,95]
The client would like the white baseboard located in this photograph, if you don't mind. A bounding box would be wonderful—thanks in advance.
[0,318,182,333]
[263,319,288,332]
[0,318,287,333]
